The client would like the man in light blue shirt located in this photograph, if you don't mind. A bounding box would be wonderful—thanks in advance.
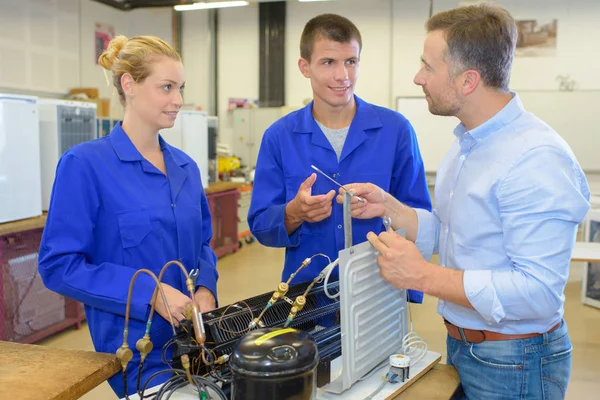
[341,4,590,399]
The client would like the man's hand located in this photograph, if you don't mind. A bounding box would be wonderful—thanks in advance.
[367,231,428,290]
[337,183,419,242]
[194,286,216,313]
[154,283,193,326]
[367,230,473,309]
[335,183,387,220]
[285,173,335,234]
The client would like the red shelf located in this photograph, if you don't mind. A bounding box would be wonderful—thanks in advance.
[1,227,85,343]
[207,189,240,258]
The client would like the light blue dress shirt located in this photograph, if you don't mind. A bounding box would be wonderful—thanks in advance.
[415,93,590,334]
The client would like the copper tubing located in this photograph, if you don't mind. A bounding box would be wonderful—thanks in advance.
[147,260,206,344]
[123,269,176,344]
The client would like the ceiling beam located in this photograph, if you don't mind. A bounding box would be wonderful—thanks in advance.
[91,0,201,10]
[91,0,131,11]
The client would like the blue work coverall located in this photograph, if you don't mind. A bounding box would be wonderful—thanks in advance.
[248,96,432,302]
[38,123,218,397]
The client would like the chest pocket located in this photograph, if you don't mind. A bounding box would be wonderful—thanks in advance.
[117,210,156,248]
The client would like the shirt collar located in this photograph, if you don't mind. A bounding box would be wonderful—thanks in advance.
[453,92,524,146]
[109,121,188,167]
[292,95,383,134]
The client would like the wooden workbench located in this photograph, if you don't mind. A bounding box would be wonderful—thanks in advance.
[204,181,249,194]
[395,363,460,399]
[0,341,120,400]
[0,214,47,237]
[0,340,459,400]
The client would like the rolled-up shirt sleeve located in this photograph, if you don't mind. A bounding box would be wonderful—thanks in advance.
[414,208,441,261]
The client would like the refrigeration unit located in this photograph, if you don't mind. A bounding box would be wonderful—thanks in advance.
[38,99,97,211]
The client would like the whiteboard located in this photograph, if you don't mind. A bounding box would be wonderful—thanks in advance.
[397,91,600,172]
[396,96,458,173]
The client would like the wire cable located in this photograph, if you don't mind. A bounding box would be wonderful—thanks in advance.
[323,259,340,299]
[139,368,227,400]
[363,378,388,400]
[402,294,427,366]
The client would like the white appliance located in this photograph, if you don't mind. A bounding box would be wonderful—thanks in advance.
[232,107,284,169]
[0,94,42,224]
[38,99,97,211]
[161,110,209,189]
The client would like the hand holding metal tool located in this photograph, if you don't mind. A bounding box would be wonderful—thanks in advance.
[383,216,393,232]
[310,165,366,203]
[371,217,394,257]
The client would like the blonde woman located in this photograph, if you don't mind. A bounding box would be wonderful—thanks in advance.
[38,35,218,397]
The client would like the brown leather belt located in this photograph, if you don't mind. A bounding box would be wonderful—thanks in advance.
[444,320,561,344]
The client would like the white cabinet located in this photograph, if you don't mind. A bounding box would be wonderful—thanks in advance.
[0,94,41,223]
[161,111,209,189]
[231,107,284,169]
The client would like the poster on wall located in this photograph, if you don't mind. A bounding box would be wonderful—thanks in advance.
[459,1,558,57]
[95,23,115,64]
[515,19,558,57]
[457,0,572,91]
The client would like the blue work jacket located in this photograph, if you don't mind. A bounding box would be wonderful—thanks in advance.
[38,122,218,397]
[248,96,432,302]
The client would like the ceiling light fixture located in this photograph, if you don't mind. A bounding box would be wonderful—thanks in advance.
[174,1,249,11]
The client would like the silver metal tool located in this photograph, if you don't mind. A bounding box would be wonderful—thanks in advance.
[383,216,392,232]
[189,268,199,285]
[343,191,353,249]
[373,217,394,257]
[310,165,365,203]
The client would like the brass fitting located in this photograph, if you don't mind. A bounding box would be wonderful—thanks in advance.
[269,282,289,305]
[186,278,195,295]
[277,282,289,295]
[116,344,133,371]
[181,354,191,369]
[181,354,195,386]
[185,303,193,320]
[286,296,307,323]
[136,334,153,362]
[293,295,306,312]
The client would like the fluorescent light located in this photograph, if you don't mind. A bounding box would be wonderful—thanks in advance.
[298,0,335,2]
[174,1,249,11]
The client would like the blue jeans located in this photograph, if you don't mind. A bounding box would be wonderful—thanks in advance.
[446,320,572,399]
